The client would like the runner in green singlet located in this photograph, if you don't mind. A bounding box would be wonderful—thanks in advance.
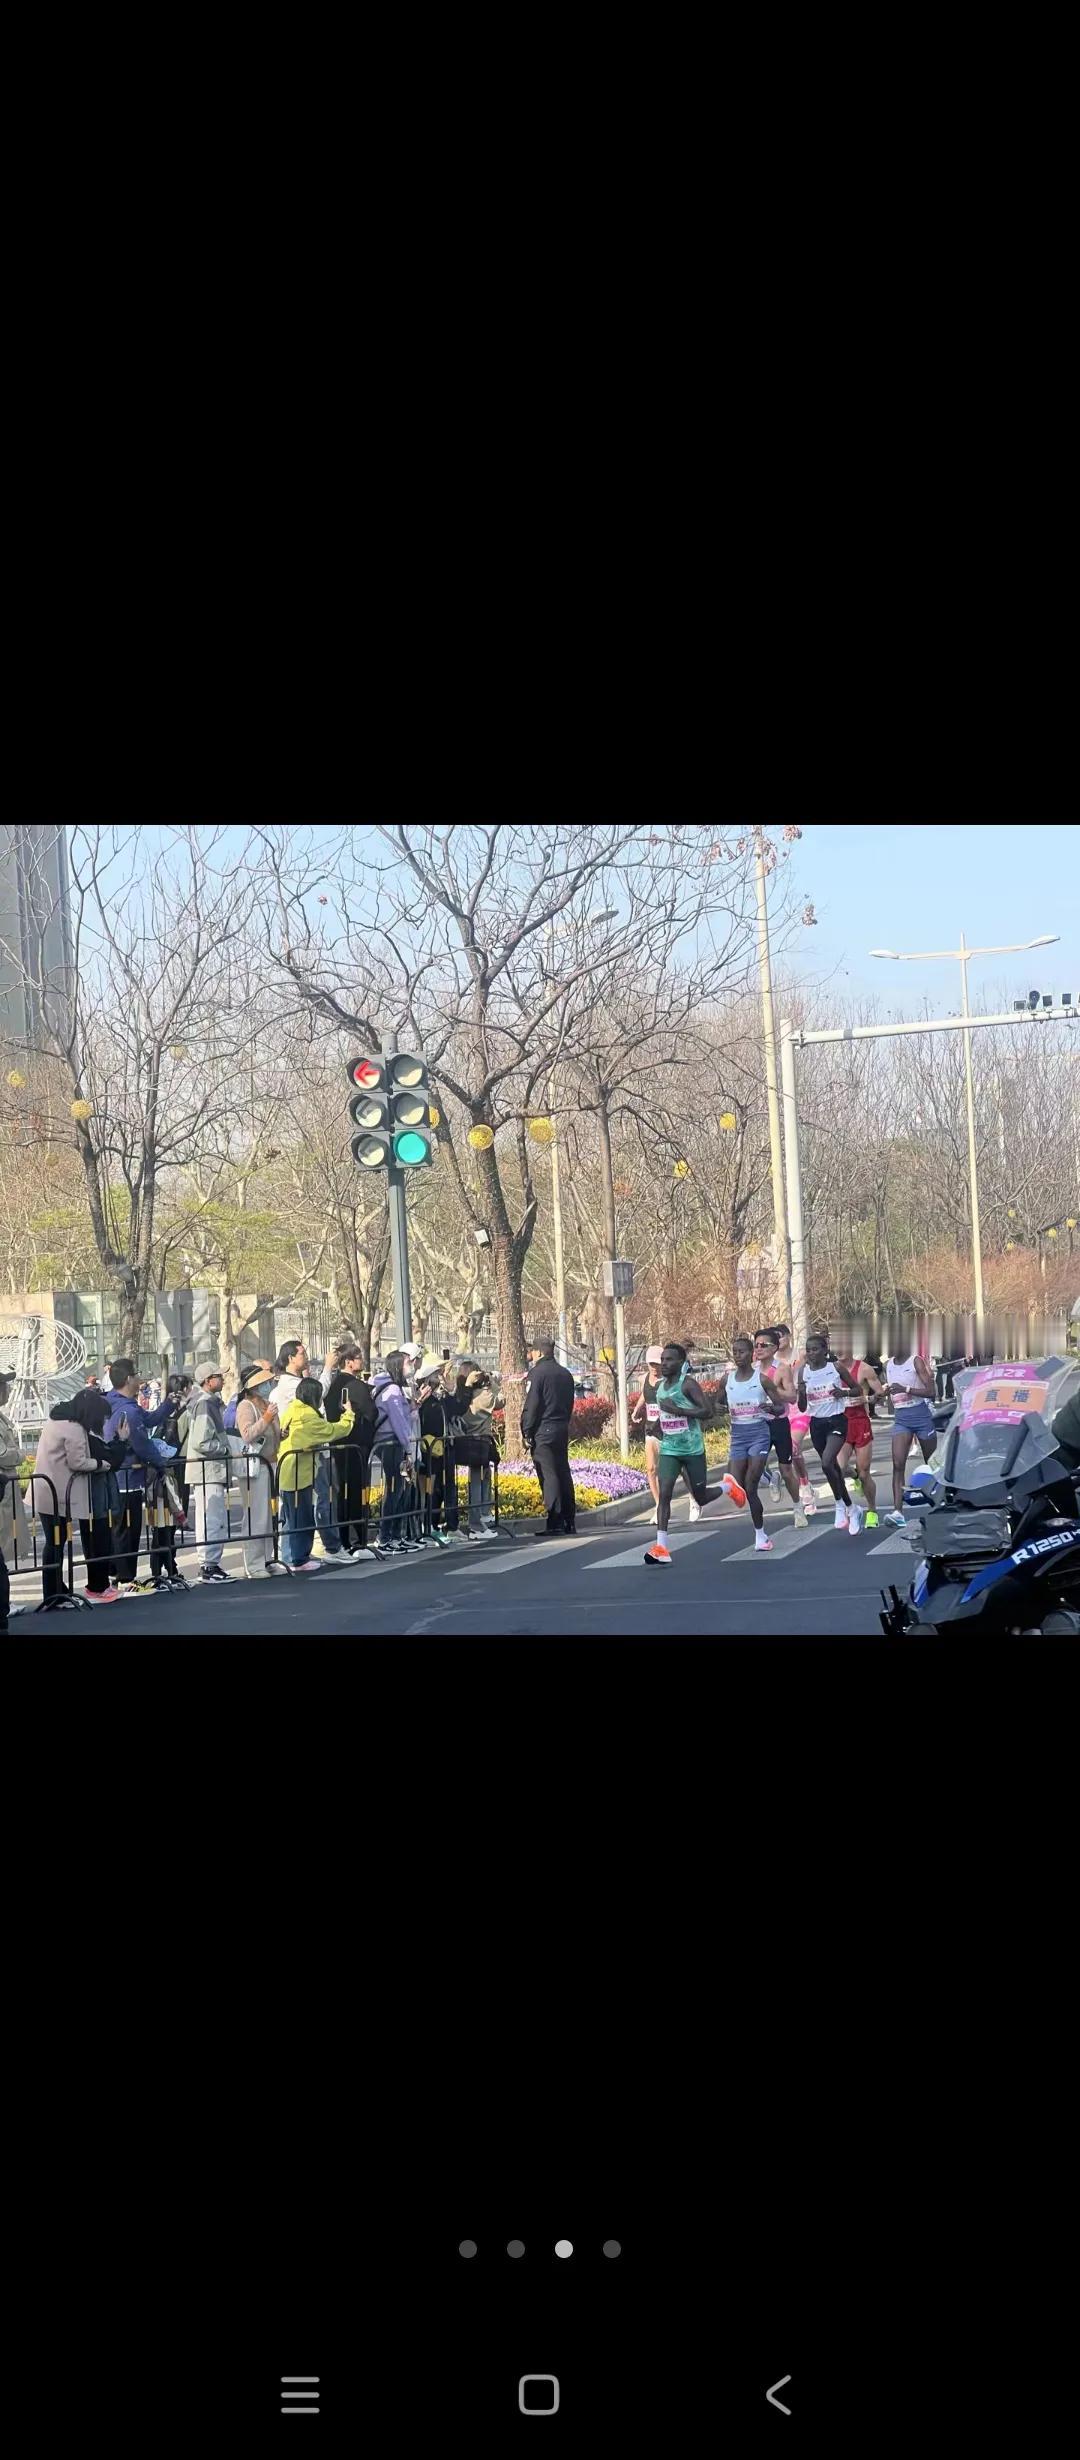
[643,1342,746,1566]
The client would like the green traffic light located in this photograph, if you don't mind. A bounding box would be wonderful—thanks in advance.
[395,1131,428,1165]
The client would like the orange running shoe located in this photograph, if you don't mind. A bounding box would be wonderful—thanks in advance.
[643,1539,672,1564]
[721,1473,747,1508]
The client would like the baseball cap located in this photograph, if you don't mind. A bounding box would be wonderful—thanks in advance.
[194,1360,223,1384]
[646,1344,663,1365]
[402,1342,423,1359]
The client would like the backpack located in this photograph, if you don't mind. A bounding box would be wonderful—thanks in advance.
[224,1396,240,1432]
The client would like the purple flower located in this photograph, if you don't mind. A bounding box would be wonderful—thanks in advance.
[500,1456,649,1499]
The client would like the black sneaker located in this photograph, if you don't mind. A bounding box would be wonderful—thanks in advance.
[200,1565,236,1583]
[373,1544,396,1562]
[167,1571,189,1590]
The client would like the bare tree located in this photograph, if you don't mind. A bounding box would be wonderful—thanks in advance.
[0,825,256,1355]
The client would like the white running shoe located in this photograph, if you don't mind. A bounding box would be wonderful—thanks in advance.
[754,1530,774,1551]
[800,1486,817,1515]
[688,1499,702,1522]
[794,1508,809,1529]
[834,1502,849,1530]
[885,1509,906,1529]
[848,1506,864,1535]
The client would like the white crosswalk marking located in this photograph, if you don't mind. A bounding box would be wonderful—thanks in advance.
[866,1527,919,1555]
[456,1533,615,1575]
[725,1520,830,1564]
[586,1523,725,1571]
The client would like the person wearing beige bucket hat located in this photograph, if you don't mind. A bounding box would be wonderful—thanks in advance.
[230,1362,287,1577]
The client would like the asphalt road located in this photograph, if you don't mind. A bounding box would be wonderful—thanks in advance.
[9,1428,922,1640]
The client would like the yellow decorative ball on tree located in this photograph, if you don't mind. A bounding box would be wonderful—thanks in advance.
[673,1159,690,1179]
[6,1069,26,1089]
[467,1124,495,1151]
[528,1117,555,1146]
[719,1112,737,1131]
[70,1099,94,1121]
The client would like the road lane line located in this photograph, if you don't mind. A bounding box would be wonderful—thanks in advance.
[725,1520,833,1564]
[455,1532,619,1575]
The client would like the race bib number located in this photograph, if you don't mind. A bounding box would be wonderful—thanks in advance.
[659,1411,689,1436]
[645,1402,661,1424]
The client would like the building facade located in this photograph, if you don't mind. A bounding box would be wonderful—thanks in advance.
[0,824,72,1046]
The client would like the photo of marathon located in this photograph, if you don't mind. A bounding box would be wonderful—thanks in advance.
[2,818,1077,1641]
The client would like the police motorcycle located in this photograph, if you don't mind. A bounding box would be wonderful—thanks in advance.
[879,1358,1080,1638]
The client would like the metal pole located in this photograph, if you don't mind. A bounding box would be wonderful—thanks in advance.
[755,829,788,1305]
[546,916,569,1367]
[551,1126,568,1368]
[958,932,986,1352]
[387,1170,412,1353]
[780,1019,807,1354]
[384,1026,412,1349]
[615,1294,630,1462]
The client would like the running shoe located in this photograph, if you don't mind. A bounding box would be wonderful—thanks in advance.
[167,1571,189,1590]
[834,1503,849,1530]
[865,1510,879,1529]
[793,1508,809,1529]
[800,1485,817,1515]
[349,1545,378,1560]
[688,1500,703,1522]
[848,1506,864,1535]
[754,1530,774,1551]
[885,1509,906,1529]
[294,1559,322,1573]
[643,1538,671,1565]
[84,1585,119,1603]
[373,1545,397,1562]
[115,1581,142,1597]
[721,1473,747,1508]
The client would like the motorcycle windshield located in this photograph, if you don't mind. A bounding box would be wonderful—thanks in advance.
[948,1361,1080,1495]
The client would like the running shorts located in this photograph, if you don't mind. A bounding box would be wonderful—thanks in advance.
[845,1409,873,1449]
[727,1417,772,1458]
[658,1453,708,1503]
[894,1400,936,1442]
[644,1432,661,1466]
[768,1417,793,1465]
[788,1409,811,1440]
[810,1413,846,1456]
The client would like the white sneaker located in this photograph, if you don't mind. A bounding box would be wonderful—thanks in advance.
[800,1487,817,1515]
[448,1529,470,1546]
[349,1546,376,1561]
[793,1508,809,1529]
[295,1558,322,1572]
[834,1503,849,1529]
[848,1506,864,1535]
[754,1530,774,1551]
[688,1499,702,1522]
[885,1509,906,1529]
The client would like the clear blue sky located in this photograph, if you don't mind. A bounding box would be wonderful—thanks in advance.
[780,820,1077,1014]
[100,822,1078,1019]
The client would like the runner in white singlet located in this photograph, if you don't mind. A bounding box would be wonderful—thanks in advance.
[884,1347,936,1523]
[796,1333,865,1529]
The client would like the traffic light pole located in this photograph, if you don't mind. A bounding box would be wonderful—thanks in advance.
[384,1027,413,1349]
[387,1166,413,1352]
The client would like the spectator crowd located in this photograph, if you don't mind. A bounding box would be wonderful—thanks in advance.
[0,1335,582,1622]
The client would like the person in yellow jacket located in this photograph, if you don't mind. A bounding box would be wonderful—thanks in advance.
[276,1377,354,1572]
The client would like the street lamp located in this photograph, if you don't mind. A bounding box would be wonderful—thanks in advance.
[871,931,1060,1348]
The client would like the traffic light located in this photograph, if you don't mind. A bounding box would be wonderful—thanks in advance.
[347,1053,436,1171]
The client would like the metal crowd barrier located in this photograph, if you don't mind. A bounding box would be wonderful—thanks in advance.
[11,1418,508,1610]
[3,1473,66,1613]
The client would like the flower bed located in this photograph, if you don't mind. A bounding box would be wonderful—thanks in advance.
[494,1471,610,1517]
[499,1456,650,1513]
